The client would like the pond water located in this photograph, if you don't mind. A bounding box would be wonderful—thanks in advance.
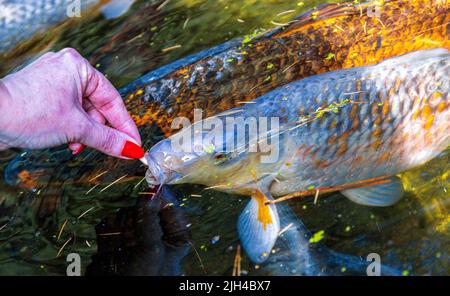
[0,0,448,276]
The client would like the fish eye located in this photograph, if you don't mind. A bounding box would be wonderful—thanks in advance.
[213,152,230,165]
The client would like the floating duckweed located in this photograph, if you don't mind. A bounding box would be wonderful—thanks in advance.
[307,185,315,190]
[226,58,235,63]
[340,266,347,273]
[309,230,325,243]
[204,144,216,154]
[297,2,304,6]
[436,252,442,258]
[402,270,410,276]
[242,35,252,44]
[267,63,274,70]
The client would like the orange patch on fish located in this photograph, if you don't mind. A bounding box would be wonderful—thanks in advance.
[327,134,338,145]
[314,159,331,168]
[382,100,390,116]
[429,92,443,103]
[424,114,435,131]
[350,118,359,131]
[349,104,359,120]
[371,139,382,150]
[253,190,273,231]
[421,104,432,119]
[372,127,382,138]
[17,170,42,189]
[339,131,350,142]
[388,87,396,97]
[336,142,348,156]
[373,116,382,126]
[371,103,380,117]
[412,108,421,120]
[376,151,391,166]
[394,77,402,91]
[437,101,447,113]
[329,118,338,130]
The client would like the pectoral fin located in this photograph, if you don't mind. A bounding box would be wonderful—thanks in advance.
[341,176,404,207]
[237,189,280,264]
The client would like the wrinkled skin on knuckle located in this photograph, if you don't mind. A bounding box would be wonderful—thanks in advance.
[68,116,92,144]
[100,128,119,153]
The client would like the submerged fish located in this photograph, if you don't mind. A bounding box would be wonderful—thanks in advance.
[145,48,450,263]
[0,0,134,52]
[123,0,450,136]
[258,202,402,275]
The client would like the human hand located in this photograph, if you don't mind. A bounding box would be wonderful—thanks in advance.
[0,48,144,159]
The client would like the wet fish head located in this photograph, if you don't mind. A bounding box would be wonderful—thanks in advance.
[145,118,269,194]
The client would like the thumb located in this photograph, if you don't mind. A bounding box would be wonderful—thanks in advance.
[80,119,145,159]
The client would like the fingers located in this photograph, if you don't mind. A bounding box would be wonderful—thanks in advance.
[70,100,106,155]
[77,114,145,159]
[55,48,143,158]
[79,55,141,145]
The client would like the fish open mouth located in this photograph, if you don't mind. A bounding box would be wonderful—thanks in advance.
[145,153,165,186]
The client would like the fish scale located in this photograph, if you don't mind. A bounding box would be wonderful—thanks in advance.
[265,50,449,195]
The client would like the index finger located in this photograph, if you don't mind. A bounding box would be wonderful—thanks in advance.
[82,64,142,145]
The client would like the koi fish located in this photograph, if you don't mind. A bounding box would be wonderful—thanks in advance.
[144,48,449,263]
[0,0,134,51]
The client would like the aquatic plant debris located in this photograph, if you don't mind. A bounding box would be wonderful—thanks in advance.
[309,230,325,243]
[77,207,95,220]
[100,174,128,192]
[232,244,241,276]
[56,219,68,241]
[56,236,72,258]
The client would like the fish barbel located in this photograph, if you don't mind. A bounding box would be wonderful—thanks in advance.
[145,48,450,263]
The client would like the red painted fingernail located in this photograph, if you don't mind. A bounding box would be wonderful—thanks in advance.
[121,141,145,159]
[72,145,86,155]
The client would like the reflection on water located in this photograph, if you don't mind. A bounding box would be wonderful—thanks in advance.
[0,0,449,275]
